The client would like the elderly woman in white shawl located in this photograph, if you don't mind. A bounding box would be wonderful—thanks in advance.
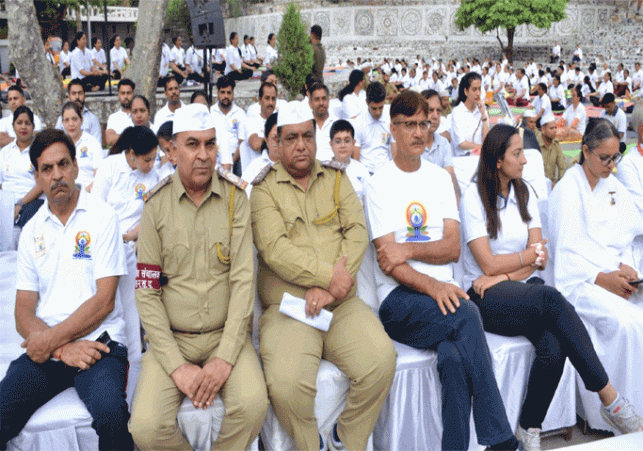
[549,118,643,434]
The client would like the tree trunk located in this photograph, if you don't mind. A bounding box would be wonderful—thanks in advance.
[506,27,515,64]
[125,0,169,117]
[7,0,64,128]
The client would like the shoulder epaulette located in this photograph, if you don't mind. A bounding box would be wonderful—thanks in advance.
[320,159,347,172]
[143,175,172,202]
[217,165,248,190]
[251,162,274,185]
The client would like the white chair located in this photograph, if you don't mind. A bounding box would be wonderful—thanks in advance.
[0,191,14,251]
[362,234,577,450]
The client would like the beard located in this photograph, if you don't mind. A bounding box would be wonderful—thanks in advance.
[120,99,132,110]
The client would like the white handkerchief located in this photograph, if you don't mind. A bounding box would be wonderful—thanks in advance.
[278,292,333,332]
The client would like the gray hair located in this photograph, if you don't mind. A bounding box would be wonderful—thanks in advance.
[631,100,643,139]
[580,118,620,164]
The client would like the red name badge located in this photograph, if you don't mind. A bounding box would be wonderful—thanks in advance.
[135,263,162,290]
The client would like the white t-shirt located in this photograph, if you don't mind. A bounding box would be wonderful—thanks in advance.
[265,45,278,67]
[422,133,454,169]
[185,46,205,73]
[365,160,459,303]
[224,45,243,75]
[153,102,185,133]
[170,45,185,67]
[239,115,266,175]
[315,115,337,162]
[106,109,134,135]
[210,102,247,167]
[533,93,552,117]
[450,102,483,156]
[461,183,541,289]
[110,46,128,71]
[345,158,369,205]
[73,131,104,188]
[92,152,163,235]
[562,103,587,135]
[70,47,93,80]
[599,108,627,143]
[59,50,71,72]
[352,112,392,174]
[0,141,35,200]
[16,189,128,344]
[91,48,106,66]
[241,149,273,197]
[159,43,171,77]
[341,92,366,121]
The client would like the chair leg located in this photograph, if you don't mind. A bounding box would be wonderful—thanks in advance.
[564,426,573,441]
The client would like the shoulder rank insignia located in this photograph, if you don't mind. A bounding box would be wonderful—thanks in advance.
[217,165,248,190]
[143,175,172,202]
[320,159,347,171]
[251,162,274,185]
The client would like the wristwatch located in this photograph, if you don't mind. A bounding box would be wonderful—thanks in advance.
[15,199,23,208]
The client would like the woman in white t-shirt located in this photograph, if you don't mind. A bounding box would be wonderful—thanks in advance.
[461,124,641,449]
[59,40,71,78]
[61,101,104,191]
[0,106,42,227]
[93,125,160,244]
[589,72,614,106]
[558,85,587,141]
[109,35,130,80]
[339,69,365,120]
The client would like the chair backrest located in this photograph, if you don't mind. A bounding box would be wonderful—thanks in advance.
[0,191,15,251]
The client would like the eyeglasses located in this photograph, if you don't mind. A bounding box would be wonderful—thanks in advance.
[393,120,429,131]
[589,148,622,166]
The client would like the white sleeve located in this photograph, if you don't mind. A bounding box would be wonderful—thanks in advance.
[461,186,487,243]
[91,159,112,202]
[91,138,104,170]
[526,186,542,229]
[615,156,643,217]
[93,208,127,280]
[106,114,117,132]
[16,222,39,292]
[364,176,396,240]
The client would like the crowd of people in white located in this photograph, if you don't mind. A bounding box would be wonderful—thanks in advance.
[1,29,643,451]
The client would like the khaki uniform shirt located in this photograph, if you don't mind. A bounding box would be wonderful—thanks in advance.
[312,42,326,81]
[250,160,368,310]
[536,131,567,184]
[136,171,254,376]
[385,82,399,104]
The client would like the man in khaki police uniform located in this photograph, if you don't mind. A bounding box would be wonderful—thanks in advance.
[250,102,396,451]
[130,103,268,450]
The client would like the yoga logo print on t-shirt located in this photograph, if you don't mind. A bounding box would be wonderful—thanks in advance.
[406,201,430,242]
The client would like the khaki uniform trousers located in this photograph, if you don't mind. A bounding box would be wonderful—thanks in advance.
[259,296,397,451]
[129,332,268,450]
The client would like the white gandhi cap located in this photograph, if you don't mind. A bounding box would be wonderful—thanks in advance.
[277,101,314,128]
[173,103,215,134]
[541,112,556,125]
[523,109,537,119]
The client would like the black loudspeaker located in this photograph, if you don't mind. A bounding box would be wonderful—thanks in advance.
[185,0,226,49]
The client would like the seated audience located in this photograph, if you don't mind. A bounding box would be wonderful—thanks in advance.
[451,72,489,156]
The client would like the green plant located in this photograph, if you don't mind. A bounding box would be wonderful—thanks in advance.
[455,0,567,63]
[273,1,313,101]
[166,0,191,34]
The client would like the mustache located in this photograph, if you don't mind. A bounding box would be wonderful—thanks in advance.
[50,181,69,191]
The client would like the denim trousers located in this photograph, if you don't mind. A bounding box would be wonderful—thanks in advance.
[0,341,133,451]
[379,284,515,451]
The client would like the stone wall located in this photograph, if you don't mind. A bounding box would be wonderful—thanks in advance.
[224,1,626,65]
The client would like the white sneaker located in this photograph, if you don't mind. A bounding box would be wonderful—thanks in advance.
[327,423,346,451]
[516,426,542,451]
[601,396,643,434]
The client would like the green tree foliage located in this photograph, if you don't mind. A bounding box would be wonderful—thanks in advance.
[455,0,567,62]
[273,2,313,101]
[166,0,191,36]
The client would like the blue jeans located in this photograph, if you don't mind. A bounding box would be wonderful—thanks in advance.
[0,341,133,451]
[379,285,515,451]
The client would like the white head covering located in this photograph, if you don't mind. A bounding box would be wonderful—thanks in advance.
[276,101,314,128]
[541,112,556,125]
[439,90,450,98]
[173,103,214,134]
[523,109,537,119]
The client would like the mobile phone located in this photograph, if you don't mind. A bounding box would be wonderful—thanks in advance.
[96,331,112,347]
[629,278,643,286]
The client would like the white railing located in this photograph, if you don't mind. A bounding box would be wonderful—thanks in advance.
[68,6,138,23]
